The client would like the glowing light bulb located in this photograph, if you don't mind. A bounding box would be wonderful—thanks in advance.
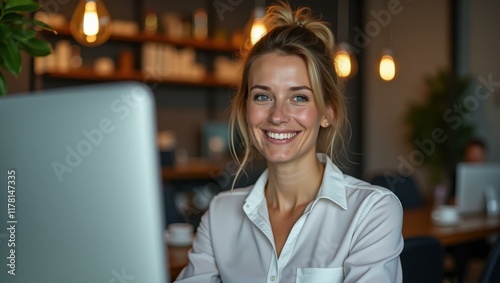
[379,52,396,81]
[334,50,352,78]
[334,43,356,78]
[83,2,98,37]
[250,6,267,45]
[70,0,111,47]
[250,19,267,45]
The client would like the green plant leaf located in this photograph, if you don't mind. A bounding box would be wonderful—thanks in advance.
[19,37,51,56]
[0,39,22,76]
[405,69,475,185]
[0,0,53,95]
[4,0,40,13]
[31,19,53,32]
[0,73,6,96]
[0,23,11,41]
[11,27,36,41]
[0,12,23,22]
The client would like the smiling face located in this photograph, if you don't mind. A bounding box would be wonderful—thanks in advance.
[246,53,329,165]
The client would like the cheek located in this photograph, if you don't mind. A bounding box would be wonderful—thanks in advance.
[246,104,268,127]
[293,108,322,127]
[246,113,265,146]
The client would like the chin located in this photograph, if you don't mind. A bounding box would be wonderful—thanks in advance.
[259,151,292,163]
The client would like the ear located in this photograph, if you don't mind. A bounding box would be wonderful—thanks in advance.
[321,105,335,128]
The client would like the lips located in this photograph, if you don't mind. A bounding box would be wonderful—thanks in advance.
[265,131,298,140]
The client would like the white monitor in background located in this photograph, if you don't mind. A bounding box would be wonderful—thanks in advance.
[456,162,500,215]
[0,82,169,283]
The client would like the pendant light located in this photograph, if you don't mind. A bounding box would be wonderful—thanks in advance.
[379,49,396,81]
[334,43,354,78]
[250,0,267,45]
[70,0,111,47]
[379,24,396,81]
[334,0,356,78]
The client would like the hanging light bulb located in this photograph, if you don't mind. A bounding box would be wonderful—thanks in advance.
[250,6,267,45]
[70,0,111,47]
[334,50,351,78]
[334,43,356,78]
[379,49,396,81]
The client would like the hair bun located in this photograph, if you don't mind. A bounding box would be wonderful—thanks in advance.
[263,1,335,51]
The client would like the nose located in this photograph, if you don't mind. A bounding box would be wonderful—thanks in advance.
[269,101,289,125]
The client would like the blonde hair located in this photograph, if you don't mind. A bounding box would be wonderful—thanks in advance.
[228,1,348,188]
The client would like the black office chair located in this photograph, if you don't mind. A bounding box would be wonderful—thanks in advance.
[370,173,425,209]
[400,236,445,283]
[478,239,500,283]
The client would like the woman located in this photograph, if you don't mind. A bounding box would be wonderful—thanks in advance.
[175,2,403,282]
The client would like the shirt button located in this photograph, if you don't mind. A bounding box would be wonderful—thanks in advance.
[245,204,250,208]
[270,275,276,281]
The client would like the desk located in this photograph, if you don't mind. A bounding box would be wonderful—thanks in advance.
[403,207,500,246]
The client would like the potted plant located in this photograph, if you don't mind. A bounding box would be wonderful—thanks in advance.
[405,69,475,186]
[0,0,53,95]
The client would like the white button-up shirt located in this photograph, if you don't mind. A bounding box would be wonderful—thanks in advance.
[175,154,403,283]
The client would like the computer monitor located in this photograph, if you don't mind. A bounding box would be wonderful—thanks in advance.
[0,82,169,282]
[456,162,500,215]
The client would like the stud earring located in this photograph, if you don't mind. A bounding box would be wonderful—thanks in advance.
[324,121,330,127]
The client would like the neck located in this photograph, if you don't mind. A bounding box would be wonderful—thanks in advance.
[265,154,325,212]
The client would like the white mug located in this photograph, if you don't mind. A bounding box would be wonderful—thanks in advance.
[432,205,459,225]
[166,223,193,246]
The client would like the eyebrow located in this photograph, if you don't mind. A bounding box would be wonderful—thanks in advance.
[249,85,312,92]
[250,85,271,91]
[290,86,312,91]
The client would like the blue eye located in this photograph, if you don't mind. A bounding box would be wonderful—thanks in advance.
[293,95,309,102]
[254,94,271,101]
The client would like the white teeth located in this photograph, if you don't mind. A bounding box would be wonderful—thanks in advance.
[266,132,297,140]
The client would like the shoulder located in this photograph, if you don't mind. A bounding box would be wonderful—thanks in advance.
[340,175,403,235]
[343,174,402,209]
[201,187,254,234]
[212,186,252,201]
[208,186,253,210]
[318,155,400,211]
[344,174,394,195]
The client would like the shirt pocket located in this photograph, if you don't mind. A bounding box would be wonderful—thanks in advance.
[296,267,344,283]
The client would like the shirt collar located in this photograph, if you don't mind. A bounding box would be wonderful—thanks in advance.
[244,153,348,211]
[244,169,268,211]
[316,153,348,210]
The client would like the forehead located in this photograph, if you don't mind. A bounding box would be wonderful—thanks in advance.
[248,53,310,86]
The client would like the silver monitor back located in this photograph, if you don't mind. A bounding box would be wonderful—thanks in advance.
[0,82,168,282]
[456,162,500,215]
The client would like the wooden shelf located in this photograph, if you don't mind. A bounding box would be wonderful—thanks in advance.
[48,26,240,53]
[162,159,227,181]
[42,68,236,88]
